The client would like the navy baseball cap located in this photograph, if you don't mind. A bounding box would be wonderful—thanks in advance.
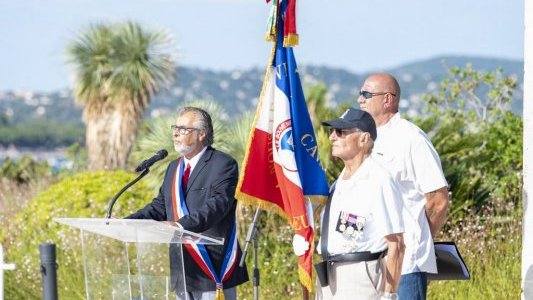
[322,108,377,140]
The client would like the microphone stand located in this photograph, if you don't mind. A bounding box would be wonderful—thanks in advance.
[239,208,261,300]
[105,168,150,219]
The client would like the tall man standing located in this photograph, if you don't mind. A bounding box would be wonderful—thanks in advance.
[358,73,449,300]
[127,107,249,300]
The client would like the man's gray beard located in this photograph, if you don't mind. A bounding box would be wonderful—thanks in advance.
[175,143,195,156]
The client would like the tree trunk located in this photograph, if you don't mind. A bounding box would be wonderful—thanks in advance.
[522,1,533,298]
[85,95,145,171]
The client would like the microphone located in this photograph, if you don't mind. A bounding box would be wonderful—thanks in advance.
[135,149,168,172]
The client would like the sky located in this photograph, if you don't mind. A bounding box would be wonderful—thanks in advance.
[0,0,524,92]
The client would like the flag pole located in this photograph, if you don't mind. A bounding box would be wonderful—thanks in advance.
[302,284,309,300]
[239,208,262,300]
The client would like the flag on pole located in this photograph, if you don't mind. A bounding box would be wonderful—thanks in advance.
[265,0,299,47]
[236,1,329,292]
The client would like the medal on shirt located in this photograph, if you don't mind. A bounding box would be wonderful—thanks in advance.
[336,211,366,239]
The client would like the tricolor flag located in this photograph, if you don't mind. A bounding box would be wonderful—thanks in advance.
[235,2,329,292]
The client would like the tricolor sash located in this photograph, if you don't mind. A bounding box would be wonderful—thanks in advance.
[171,158,238,300]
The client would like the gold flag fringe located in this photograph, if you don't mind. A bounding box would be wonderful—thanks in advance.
[283,33,299,47]
[265,33,276,43]
[299,227,315,293]
[298,264,314,293]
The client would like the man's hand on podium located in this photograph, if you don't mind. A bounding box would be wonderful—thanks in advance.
[292,234,309,256]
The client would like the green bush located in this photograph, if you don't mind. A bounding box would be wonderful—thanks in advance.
[416,66,522,225]
[0,154,52,184]
[2,171,152,299]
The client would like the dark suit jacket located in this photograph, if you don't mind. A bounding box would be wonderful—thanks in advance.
[126,146,249,291]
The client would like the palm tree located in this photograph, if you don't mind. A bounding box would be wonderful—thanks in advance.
[66,21,175,170]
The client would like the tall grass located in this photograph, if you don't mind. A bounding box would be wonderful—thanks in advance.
[0,177,55,239]
[428,204,522,299]
[0,176,57,299]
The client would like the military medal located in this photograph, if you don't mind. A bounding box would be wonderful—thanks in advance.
[339,224,346,232]
[345,226,355,236]
[336,211,366,238]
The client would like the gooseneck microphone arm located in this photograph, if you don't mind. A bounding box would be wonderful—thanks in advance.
[105,167,150,219]
[106,149,169,219]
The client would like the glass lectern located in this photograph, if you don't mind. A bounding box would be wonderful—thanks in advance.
[55,218,224,300]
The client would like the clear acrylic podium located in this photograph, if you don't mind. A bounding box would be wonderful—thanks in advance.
[55,218,224,300]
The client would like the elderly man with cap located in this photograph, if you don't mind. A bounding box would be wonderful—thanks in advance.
[293,108,405,300]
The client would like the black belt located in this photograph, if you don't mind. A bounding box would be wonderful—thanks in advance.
[328,249,387,263]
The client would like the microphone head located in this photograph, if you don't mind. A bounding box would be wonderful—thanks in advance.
[157,149,169,159]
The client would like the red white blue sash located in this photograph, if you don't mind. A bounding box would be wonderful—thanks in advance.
[171,158,239,294]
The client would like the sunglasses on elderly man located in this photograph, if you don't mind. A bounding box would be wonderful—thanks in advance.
[359,90,397,100]
[330,128,362,138]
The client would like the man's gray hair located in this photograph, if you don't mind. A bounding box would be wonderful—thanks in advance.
[364,138,375,155]
[177,106,214,146]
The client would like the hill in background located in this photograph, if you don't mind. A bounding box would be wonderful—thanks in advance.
[0,55,523,148]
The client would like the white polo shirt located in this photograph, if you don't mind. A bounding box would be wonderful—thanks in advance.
[320,157,404,256]
[372,112,448,274]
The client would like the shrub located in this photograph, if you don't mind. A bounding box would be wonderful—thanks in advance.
[2,171,152,299]
[0,154,52,184]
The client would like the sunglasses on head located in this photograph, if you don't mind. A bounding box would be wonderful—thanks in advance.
[359,90,397,100]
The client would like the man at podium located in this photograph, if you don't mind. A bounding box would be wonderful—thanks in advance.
[126,106,249,300]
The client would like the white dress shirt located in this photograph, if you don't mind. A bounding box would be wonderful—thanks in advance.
[182,146,208,174]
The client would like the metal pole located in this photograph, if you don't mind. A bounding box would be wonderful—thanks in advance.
[253,226,260,300]
[239,208,261,300]
[0,245,16,300]
[239,208,260,267]
[40,243,58,300]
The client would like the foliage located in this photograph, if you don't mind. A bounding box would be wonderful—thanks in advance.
[225,112,255,167]
[64,142,88,173]
[424,64,516,123]
[0,154,52,183]
[0,121,84,147]
[1,171,152,299]
[66,21,176,170]
[415,65,521,225]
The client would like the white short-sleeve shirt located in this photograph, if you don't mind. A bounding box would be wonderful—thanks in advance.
[320,157,404,256]
[372,112,448,274]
